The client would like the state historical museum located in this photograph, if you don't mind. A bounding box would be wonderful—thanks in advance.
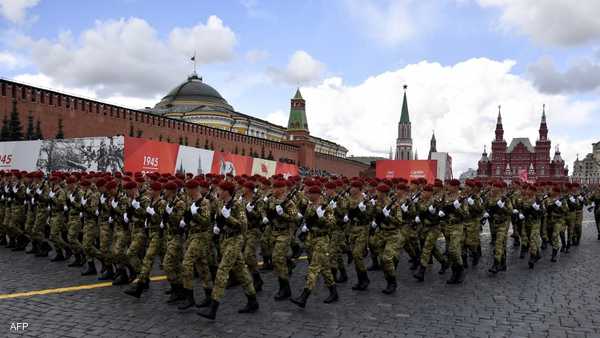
[477,106,568,183]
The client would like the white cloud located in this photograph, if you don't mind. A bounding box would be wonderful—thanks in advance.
[529,56,600,94]
[169,15,237,64]
[268,50,325,85]
[0,50,24,69]
[15,16,237,99]
[265,109,287,127]
[245,49,269,64]
[343,0,436,46]
[298,58,599,175]
[0,0,39,24]
[477,0,600,46]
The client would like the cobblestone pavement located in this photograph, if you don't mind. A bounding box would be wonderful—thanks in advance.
[2,213,600,338]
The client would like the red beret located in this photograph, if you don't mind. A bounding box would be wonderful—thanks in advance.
[368,180,378,188]
[95,179,106,187]
[114,172,123,178]
[134,172,143,178]
[423,184,434,192]
[325,182,337,190]
[396,183,409,191]
[80,180,91,187]
[175,173,185,180]
[493,181,506,188]
[124,181,138,190]
[307,186,322,194]
[448,179,461,187]
[150,182,162,192]
[219,181,235,194]
[124,171,132,177]
[66,176,78,184]
[135,177,145,184]
[552,186,562,193]
[105,181,118,190]
[243,181,256,190]
[376,184,390,193]
[273,180,287,188]
[351,180,364,188]
[185,180,199,189]
[198,180,210,188]
[49,175,61,182]
[158,177,169,183]
[164,182,178,190]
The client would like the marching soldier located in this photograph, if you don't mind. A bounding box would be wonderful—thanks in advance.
[520,184,542,268]
[66,176,85,267]
[546,185,568,262]
[161,180,187,303]
[346,180,372,291]
[111,181,134,285]
[290,183,338,308]
[486,181,513,274]
[242,180,266,292]
[81,179,101,276]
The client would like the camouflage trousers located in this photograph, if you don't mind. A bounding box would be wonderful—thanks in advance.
[82,218,100,260]
[9,205,26,237]
[272,229,291,281]
[49,213,68,252]
[243,228,261,273]
[98,219,113,264]
[305,234,335,290]
[549,220,564,250]
[379,228,403,277]
[126,228,147,274]
[24,208,35,237]
[260,225,274,258]
[211,235,255,302]
[0,205,6,237]
[521,219,541,257]
[349,225,368,272]
[493,221,509,263]
[111,226,131,265]
[565,211,576,244]
[419,226,446,267]
[575,210,583,242]
[329,228,346,270]
[463,220,480,254]
[399,226,419,260]
[162,233,184,285]
[67,213,83,255]
[31,210,48,243]
[444,223,464,267]
[181,231,214,290]
[368,229,384,258]
[138,231,164,283]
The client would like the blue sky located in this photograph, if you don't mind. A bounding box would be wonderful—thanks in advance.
[1,0,599,174]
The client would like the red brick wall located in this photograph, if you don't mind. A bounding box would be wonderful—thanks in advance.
[0,79,364,176]
[315,153,369,177]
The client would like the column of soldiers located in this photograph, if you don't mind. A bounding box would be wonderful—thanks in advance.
[1,169,599,320]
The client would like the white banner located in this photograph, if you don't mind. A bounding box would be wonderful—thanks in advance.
[0,140,42,172]
[36,136,124,173]
[251,158,277,177]
[175,145,214,175]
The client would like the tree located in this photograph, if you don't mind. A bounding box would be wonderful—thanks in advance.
[34,119,43,140]
[56,118,64,139]
[25,114,35,140]
[8,100,23,141]
[0,115,9,141]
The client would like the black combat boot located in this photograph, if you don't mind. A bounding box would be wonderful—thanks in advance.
[6,236,15,248]
[410,256,420,271]
[331,268,338,282]
[112,268,129,285]
[472,245,482,266]
[35,241,52,257]
[287,257,296,276]
[209,265,218,282]
[438,261,449,275]
[413,264,426,282]
[559,233,567,253]
[519,246,527,259]
[260,256,273,271]
[597,233,600,241]
[528,254,537,269]
[0,234,6,246]
[290,288,311,308]
[541,240,548,250]
[455,265,465,284]
[347,251,353,265]
[462,253,469,269]
[551,249,558,262]
[565,239,571,253]
[336,266,348,283]
[382,275,397,295]
[68,254,83,267]
[238,294,259,313]
[446,266,459,284]
[274,278,291,301]
[25,241,39,254]
[352,270,370,291]
[196,288,212,308]
[499,255,507,271]
[178,288,196,310]
[81,260,97,276]
[50,249,66,262]
[197,300,220,320]
[13,235,29,251]
[252,271,263,292]
[98,264,115,281]
[367,255,381,271]
[323,285,339,303]
[166,284,186,304]
[64,247,73,260]
[124,281,145,298]
[488,260,500,274]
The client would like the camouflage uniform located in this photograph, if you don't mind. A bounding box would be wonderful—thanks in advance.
[97,192,113,266]
[438,194,468,281]
[211,198,255,302]
[486,196,513,269]
[126,194,149,276]
[48,185,69,257]
[81,189,101,261]
[546,197,568,252]
[9,183,27,240]
[416,197,447,268]
[137,196,166,283]
[110,193,131,269]
[66,187,84,259]
[521,197,542,262]
[373,196,403,293]
[31,183,50,247]
[302,203,336,290]
[161,194,186,298]
[347,195,371,276]
[464,194,484,265]
[181,195,213,292]
[329,194,349,280]
[565,195,579,248]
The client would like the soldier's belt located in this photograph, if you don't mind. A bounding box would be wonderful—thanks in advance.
[222,230,241,239]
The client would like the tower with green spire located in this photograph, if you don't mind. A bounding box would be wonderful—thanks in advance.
[287,88,309,132]
[395,85,413,160]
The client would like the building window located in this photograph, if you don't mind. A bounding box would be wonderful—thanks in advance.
[49,94,53,105]
[31,90,35,102]
[40,92,45,103]
[21,87,26,100]
[57,96,61,106]
[66,97,70,108]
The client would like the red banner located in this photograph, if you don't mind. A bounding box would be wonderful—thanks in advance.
[123,137,179,174]
[210,152,253,176]
[375,160,437,183]
[275,162,299,178]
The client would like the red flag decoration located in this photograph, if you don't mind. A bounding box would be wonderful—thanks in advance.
[211,152,253,176]
[375,160,437,183]
[123,137,179,174]
[275,162,299,178]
